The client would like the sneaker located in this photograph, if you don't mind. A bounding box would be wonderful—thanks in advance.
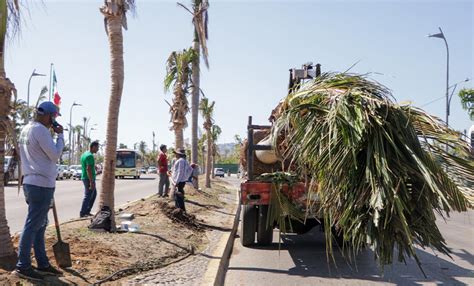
[12,268,44,281]
[34,265,63,276]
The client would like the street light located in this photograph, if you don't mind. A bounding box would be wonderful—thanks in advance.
[69,102,82,165]
[448,78,471,118]
[27,69,46,108]
[428,27,450,127]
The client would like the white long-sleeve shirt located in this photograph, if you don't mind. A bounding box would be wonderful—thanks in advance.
[171,158,193,184]
[19,122,64,188]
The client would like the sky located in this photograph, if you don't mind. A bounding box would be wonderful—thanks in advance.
[6,0,473,150]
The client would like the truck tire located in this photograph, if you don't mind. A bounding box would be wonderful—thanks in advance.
[241,205,257,246]
[4,173,9,186]
[257,205,273,245]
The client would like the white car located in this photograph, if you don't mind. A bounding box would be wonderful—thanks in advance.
[61,164,72,179]
[69,165,82,180]
[214,168,225,178]
[148,166,157,174]
[56,164,68,180]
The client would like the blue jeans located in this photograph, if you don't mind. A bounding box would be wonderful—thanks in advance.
[16,184,55,270]
[80,179,97,217]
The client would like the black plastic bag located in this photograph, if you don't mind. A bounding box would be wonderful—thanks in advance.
[88,206,112,232]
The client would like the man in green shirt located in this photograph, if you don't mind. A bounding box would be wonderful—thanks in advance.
[80,141,99,217]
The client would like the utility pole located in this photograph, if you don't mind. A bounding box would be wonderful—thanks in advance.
[152,131,156,153]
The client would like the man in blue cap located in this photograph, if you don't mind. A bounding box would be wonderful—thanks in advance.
[14,101,64,281]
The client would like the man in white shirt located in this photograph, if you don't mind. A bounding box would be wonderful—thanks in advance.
[170,149,193,212]
[14,102,64,281]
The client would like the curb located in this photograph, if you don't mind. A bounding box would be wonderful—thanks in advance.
[200,183,241,286]
[214,195,241,286]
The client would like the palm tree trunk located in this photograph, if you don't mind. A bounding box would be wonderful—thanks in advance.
[0,126,14,258]
[175,128,184,150]
[205,129,211,188]
[191,37,200,187]
[0,0,15,259]
[98,13,125,229]
[212,148,216,179]
[76,130,81,164]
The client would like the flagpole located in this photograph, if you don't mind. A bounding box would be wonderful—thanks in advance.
[49,63,53,101]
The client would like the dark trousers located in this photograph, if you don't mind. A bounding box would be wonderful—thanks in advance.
[158,173,170,196]
[174,182,186,212]
[80,179,97,216]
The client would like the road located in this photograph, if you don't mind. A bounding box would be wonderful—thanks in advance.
[226,210,474,285]
[4,174,159,234]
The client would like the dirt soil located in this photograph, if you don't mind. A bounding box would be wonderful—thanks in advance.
[0,178,233,285]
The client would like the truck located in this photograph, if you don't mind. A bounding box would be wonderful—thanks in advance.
[239,63,342,246]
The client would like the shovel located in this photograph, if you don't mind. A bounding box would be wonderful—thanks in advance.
[52,201,72,268]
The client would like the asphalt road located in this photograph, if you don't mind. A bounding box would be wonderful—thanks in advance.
[4,174,159,234]
[226,210,474,285]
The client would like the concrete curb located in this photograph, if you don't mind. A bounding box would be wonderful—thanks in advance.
[214,196,241,286]
[200,184,241,286]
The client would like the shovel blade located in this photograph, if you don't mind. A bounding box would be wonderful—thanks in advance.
[53,241,72,268]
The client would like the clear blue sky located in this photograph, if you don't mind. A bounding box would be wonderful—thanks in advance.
[7,0,473,150]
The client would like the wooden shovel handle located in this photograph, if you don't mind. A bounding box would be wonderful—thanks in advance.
[52,201,62,242]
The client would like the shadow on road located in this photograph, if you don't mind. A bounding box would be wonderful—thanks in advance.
[231,228,473,285]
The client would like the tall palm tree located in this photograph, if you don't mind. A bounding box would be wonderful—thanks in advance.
[0,0,20,259]
[74,125,83,164]
[199,97,214,187]
[210,124,221,178]
[98,0,135,229]
[178,0,209,188]
[164,48,196,149]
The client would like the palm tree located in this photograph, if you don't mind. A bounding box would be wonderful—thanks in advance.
[74,125,83,164]
[138,140,147,156]
[210,124,221,178]
[0,0,20,260]
[199,97,214,187]
[164,48,196,149]
[98,0,135,229]
[178,0,210,186]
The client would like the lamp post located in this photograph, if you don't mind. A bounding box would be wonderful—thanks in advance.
[447,78,471,118]
[27,69,46,108]
[428,27,450,127]
[69,102,82,165]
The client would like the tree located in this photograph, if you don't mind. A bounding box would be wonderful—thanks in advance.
[210,124,221,178]
[458,88,474,120]
[74,125,83,164]
[199,97,214,187]
[0,0,20,260]
[118,143,128,149]
[98,0,135,229]
[178,0,210,190]
[164,48,196,149]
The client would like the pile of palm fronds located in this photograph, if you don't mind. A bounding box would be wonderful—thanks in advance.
[270,72,473,272]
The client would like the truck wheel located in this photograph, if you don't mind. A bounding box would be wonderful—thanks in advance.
[241,205,257,246]
[257,205,273,245]
[4,173,9,186]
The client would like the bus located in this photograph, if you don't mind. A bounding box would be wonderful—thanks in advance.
[115,149,143,179]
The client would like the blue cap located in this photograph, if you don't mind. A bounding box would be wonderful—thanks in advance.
[37,101,61,116]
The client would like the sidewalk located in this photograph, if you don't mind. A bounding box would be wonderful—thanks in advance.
[120,177,240,285]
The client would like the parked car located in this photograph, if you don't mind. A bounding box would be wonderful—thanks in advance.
[214,168,225,178]
[4,156,19,186]
[148,166,157,174]
[140,167,147,174]
[56,164,68,180]
[69,165,82,180]
[61,164,72,179]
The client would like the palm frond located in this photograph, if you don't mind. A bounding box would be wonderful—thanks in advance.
[271,72,473,271]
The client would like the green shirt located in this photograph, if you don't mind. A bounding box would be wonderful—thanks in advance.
[81,151,96,180]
